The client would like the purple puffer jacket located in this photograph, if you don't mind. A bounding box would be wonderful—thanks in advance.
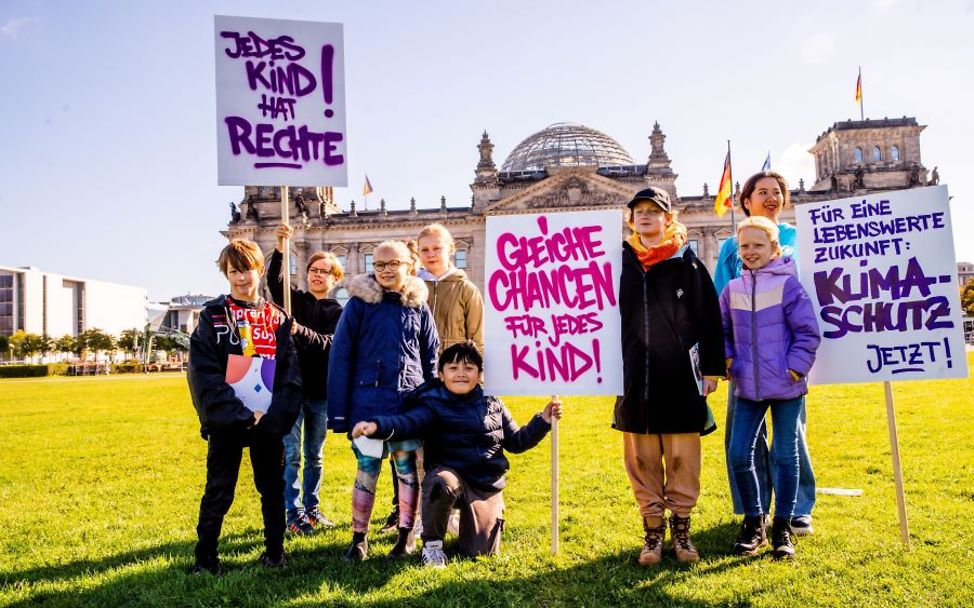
[719,257,820,402]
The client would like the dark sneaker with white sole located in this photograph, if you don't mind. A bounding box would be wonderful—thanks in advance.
[790,515,814,536]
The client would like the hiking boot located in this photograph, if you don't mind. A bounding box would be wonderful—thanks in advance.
[189,557,221,575]
[306,509,336,529]
[258,552,287,569]
[388,527,416,558]
[342,532,369,561]
[733,515,768,556]
[287,516,315,536]
[771,517,796,560]
[638,516,666,566]
[669,514,700,563]
[421,539,448,568]
[790,515,814,536]
[378,506,400,534]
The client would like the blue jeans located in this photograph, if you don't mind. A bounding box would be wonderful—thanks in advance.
[724,385,816,516]
[728,395,804,518]
[283,399,328,521]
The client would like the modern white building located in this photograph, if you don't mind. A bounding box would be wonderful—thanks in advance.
[0,265,147,338]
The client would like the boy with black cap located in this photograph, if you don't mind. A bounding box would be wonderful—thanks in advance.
[614,187,725,566]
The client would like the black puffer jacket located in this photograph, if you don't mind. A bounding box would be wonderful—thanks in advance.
[613,243,725,435]
[267,250,343,400]
[187,295,302,439]
[371,380,551,493]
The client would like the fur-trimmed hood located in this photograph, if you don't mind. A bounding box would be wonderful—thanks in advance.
[345,273,429,308]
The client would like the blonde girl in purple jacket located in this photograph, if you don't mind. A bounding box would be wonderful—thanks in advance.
[720,216,821,559]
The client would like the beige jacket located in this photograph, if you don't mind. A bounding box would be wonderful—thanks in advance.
[423,269,484,353]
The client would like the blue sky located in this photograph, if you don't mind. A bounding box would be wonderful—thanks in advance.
[2,0,972,300]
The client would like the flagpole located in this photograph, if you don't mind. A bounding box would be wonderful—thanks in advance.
[727,140,736,232]
[859,66,865,121]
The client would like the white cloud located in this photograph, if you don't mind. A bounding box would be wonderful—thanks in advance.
[1,17,34,40]
[778,142,816,189]
[800,32,836,65]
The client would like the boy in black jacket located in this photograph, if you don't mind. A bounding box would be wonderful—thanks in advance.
[187,239,302,574]
[351,342,562,567]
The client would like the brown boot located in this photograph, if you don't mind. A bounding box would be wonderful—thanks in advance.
[638,516,666,566]
[669,514,700,563]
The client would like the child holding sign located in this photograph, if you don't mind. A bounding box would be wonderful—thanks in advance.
[187,239,303,574]
[720,217,821,559]
[351,342,561,567]
[616,187,725,566]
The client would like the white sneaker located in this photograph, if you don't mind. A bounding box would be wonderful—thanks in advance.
[421,540,448,568]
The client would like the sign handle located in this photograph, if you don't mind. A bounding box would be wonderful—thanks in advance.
[551,394,559,555]
[883,381,910,549]
[280,186,292,314]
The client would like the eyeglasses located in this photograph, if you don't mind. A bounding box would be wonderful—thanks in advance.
[308,267,333,276]
[373,260,407,271]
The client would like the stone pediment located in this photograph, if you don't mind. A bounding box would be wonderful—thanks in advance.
[482,167,636,215]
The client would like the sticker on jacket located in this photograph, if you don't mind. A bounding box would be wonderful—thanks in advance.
[225,354,276,413]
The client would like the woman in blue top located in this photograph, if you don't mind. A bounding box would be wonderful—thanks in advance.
[713,171,817,536]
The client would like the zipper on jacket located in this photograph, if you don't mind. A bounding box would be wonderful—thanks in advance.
[375,360,382,387]
[749,269,761,401]
[642,270,650,405]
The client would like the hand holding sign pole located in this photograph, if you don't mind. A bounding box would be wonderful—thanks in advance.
[485,210,623,554]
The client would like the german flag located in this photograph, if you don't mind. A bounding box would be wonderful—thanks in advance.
[714,151,733,217]
[855,71,862,105]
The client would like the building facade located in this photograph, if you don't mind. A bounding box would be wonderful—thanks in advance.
[0,265,147,338]
[224,117,935,296]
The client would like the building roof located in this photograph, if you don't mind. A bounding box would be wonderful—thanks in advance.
[816,117,920,142]
[500,123,634,173]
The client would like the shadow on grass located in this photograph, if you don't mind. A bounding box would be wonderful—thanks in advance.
[2,522,764,608]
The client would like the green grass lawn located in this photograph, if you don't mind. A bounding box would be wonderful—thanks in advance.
[1,356,972,607]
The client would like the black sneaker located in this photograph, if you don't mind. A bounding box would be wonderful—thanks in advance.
[258,552,288,569]
[189,558,221,575]
[306,509,336,529]
[378,507,399,534]
[790,515,814,536]
[287,516,315,536]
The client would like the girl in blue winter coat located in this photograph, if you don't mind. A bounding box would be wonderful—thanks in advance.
[720,216,821,559]
[327,240,440,561]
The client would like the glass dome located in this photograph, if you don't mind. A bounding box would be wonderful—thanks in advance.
[500,123,634,173]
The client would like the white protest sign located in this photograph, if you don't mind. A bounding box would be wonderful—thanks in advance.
[215,16,347,187]
[484,210,624,395]
[795,185,968,384]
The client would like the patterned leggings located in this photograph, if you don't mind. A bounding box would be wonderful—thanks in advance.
[351,445,418,533]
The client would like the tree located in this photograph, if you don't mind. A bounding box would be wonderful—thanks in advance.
[7,331,46,362]
[0,335,8,361]
[117,329,141,360]
[55,335,77,359]
[77,328,115,361]
[962,283,974,316]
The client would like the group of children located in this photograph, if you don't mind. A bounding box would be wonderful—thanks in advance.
[187,173,821,574]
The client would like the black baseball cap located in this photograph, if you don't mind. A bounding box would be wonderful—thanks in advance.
[627,186,672,212]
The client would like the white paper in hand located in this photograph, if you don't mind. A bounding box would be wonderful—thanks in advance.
[353,435,385,459]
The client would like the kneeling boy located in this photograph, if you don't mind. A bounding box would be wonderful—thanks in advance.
[351,342,561,567]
